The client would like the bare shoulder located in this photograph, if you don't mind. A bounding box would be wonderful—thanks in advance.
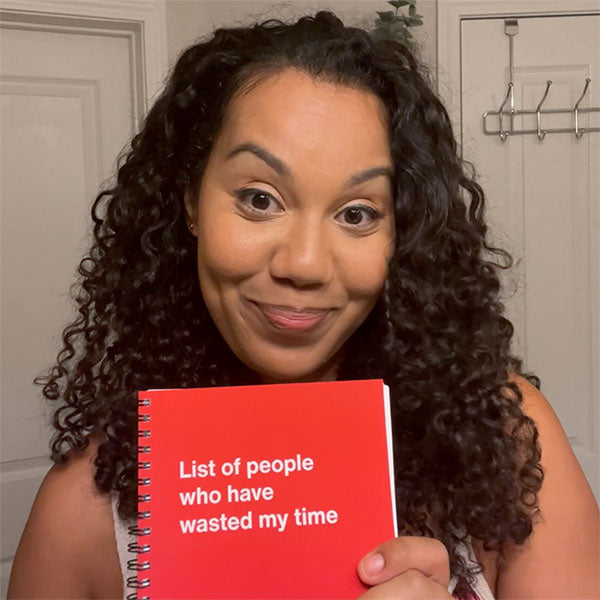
[8,435,123,599]
[495,374,600,598]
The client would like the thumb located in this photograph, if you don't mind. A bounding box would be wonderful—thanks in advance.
[357,537,450,587]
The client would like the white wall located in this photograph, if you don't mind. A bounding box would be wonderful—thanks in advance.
[165,0,437,84]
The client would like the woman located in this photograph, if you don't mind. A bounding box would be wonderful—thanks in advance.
[8,11,599,599]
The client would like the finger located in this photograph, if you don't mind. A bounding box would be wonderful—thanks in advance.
[357,536,450,588]
[358,569,453,599]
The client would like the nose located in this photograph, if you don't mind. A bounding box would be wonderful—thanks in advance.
[269,215,334,288]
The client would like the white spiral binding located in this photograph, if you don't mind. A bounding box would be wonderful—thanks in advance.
[127,397,151,600]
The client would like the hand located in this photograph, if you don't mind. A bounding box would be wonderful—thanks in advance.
[356,536,453,599]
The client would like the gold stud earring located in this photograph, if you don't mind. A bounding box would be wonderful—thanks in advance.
[189,222,195,231]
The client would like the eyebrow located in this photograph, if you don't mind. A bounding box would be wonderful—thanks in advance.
[225,142,394,190]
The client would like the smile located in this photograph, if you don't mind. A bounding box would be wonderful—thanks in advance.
[248,300,331,333]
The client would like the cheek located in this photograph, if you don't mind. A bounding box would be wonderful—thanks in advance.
[196,213,269,282]
[337,236,393,299]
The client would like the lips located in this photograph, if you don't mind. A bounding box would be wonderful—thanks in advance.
[250,301,331,332]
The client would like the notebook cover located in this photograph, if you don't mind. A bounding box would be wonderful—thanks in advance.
[136,379,396,599]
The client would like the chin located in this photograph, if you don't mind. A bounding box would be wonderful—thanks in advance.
[240,348,341,385]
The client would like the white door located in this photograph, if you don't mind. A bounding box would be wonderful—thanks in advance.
[461,14,599,500]
[0,12,143,594]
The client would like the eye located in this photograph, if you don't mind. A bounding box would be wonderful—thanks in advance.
[234,188,283,216]
[335,204,383,228]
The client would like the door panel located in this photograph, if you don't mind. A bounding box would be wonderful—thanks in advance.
[0,17,140,594]
[461,14,599,500]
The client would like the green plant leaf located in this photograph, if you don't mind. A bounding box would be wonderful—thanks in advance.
[389,22,407,35]
[370,0,421,47]
[376,10,395,22]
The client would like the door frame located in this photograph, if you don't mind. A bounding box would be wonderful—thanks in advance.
[0,0,168,109]
[437,0,600,147]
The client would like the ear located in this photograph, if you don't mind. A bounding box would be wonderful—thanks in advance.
[184,188,198,236]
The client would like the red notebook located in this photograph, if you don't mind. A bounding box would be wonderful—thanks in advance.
[132,379,397,599]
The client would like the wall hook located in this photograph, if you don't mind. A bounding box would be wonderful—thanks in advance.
[574,78,591,139]
[498,82,513,142]
[535,80,552,141]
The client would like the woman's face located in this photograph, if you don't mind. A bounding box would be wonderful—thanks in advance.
[185,68,395,383]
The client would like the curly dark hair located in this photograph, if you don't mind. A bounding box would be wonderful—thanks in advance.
[35,10,543,590]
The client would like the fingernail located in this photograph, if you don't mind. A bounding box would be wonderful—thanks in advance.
[362,552,385,575]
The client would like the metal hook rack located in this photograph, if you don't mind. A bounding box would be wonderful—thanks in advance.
[482,19,599,141]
